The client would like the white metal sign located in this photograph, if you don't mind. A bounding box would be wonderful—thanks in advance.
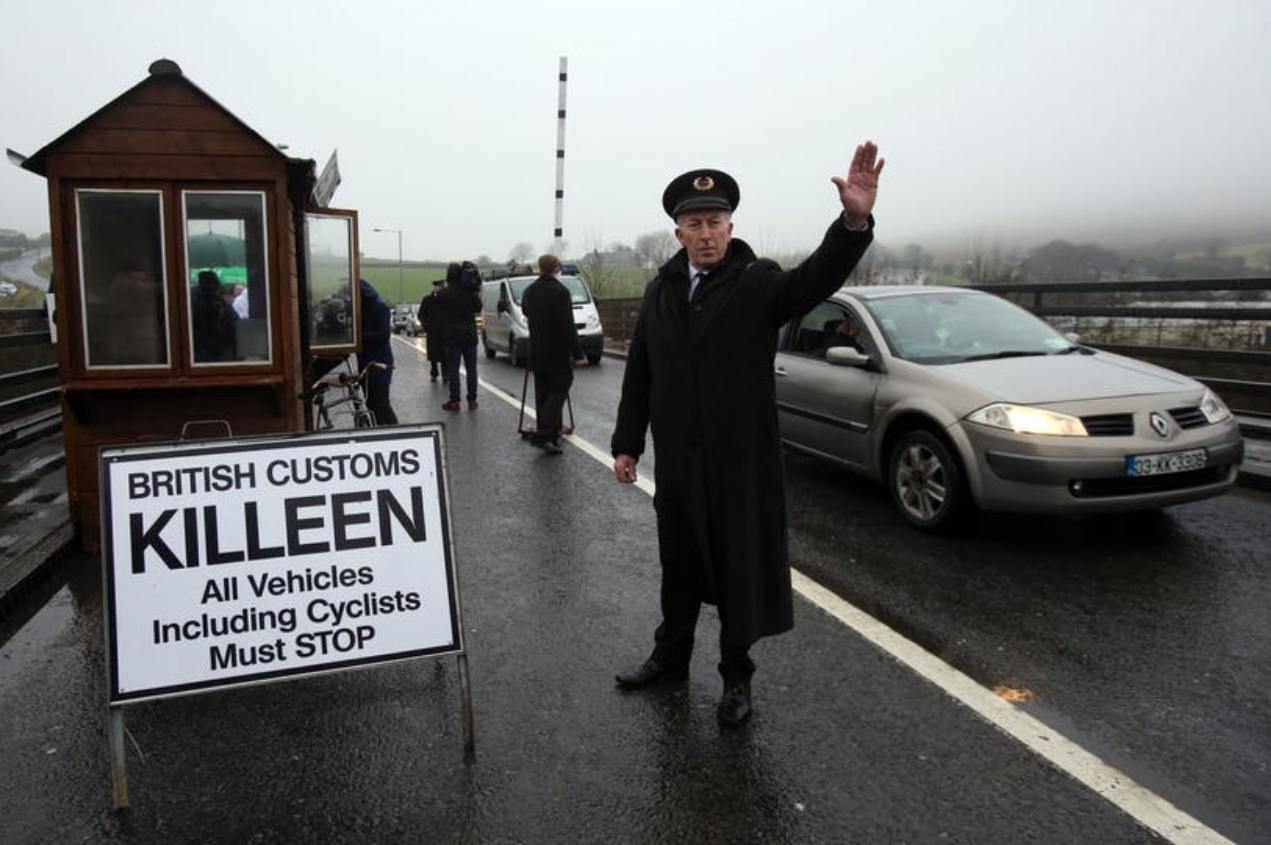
[312,149,341,208]
[100,426,462,703]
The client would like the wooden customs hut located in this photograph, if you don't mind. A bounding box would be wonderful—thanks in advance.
[15,59,362,549]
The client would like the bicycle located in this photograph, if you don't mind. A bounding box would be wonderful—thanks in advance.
[301,360,388,430]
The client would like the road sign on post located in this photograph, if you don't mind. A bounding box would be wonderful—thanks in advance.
[98,424,474,806]
[312,150,341,208]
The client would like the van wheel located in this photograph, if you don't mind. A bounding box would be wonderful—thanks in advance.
[887,430,967,530]
[483,331,495,358]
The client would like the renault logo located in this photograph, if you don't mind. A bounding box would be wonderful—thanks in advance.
[1149,412,1170,438]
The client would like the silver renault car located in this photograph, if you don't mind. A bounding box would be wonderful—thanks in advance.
[775,286,1244,529]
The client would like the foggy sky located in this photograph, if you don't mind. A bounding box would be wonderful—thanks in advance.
[2,0,1269,261]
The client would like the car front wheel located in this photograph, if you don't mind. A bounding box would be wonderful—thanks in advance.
[887,430,967,530]
[482,330,496,358]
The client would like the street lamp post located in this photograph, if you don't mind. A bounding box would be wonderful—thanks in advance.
[372,227,403,304]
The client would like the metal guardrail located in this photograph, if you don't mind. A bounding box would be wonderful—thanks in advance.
[0,308,61,453]
[0,365,58,388]
[969,277,1271,415]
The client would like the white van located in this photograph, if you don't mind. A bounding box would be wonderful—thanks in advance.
[480,273,604,366]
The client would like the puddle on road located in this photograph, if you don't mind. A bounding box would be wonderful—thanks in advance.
[0,586,76,683]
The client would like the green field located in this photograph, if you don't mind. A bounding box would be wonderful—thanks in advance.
[581,265,652,299]
[361,260,653,303]
[360,261,452,305]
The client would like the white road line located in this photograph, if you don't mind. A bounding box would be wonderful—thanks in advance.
[392,336,1233,845]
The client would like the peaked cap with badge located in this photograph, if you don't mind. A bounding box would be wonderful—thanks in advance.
[662,168,740,219]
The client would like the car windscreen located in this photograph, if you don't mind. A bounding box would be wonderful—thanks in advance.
[863,292,1071,364]
[508,275,592,305]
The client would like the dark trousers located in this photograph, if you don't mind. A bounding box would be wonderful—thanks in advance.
[426,338,446,377]
[532,368,572,442]
[650,497,755,687]
[365,372,397,425]
[446,342,478,401]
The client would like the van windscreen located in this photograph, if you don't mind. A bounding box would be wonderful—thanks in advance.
[508,275,592,305]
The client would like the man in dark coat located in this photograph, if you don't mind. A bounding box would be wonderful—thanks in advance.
[357,278,398,425]
[610,142,885,728]
[191,270,238,363]
[521,253,585,454]
[436,262,482,410]
[418,280,446,382]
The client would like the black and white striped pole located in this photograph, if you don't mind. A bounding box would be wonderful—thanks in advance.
[552,56,567,256]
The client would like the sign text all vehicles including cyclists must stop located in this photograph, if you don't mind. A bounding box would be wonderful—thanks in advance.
[100,426,463,703]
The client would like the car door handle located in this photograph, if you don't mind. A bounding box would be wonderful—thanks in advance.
[774,366,787,377]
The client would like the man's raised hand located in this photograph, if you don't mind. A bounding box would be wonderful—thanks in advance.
[831,141,885,228]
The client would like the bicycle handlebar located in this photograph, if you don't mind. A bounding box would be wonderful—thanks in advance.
[299,361,393,401]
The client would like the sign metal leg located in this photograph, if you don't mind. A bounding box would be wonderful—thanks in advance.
[109,706,129,809]
[457,653,476,756]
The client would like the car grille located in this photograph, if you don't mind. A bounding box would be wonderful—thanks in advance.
[1081,414,1134,437]
[1069,466,1228,498]
[1169,406,1207,429]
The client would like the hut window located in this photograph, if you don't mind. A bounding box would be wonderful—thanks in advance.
[183,191,272,366]
[76,190,169,369]
[305,213,356,349]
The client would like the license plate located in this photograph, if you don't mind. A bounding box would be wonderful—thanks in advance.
[1125,448,1206,477]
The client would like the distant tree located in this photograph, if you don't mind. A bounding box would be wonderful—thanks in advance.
[634,231,677,269]
[900,243,932,282]
[962,235,1028,284]
[509,242,534,263]
[580,235,619,297]
[608,242,638,266]
[475,254,493,267]
[1025,240,1120,283]
[848,242,891,285]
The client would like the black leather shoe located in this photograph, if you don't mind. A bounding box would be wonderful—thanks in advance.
[614,659,688,690]
[717,682,752,728]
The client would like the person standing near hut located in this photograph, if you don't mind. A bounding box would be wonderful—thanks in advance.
[358,278,398,425]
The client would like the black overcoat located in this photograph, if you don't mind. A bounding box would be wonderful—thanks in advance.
[611,217,873,643]
[433,284,481,348]
[522,274,582,373]
[418,291,446,360]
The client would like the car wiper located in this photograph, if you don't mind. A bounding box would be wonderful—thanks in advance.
[962,350,1049,362]
[1052,345,1081,355]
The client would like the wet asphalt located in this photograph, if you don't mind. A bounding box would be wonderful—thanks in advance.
[0,335,1265,843]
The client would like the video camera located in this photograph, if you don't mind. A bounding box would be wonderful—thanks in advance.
[458,260,482,293]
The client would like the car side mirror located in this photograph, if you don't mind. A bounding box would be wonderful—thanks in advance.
[1064,331,1081,344]
[826,347,871,368]
[497,300,508,314]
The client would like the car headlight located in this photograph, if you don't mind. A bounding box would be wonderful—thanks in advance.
[585,314,600,330]
[1199,388,1231,424]
[967,403,1088,436]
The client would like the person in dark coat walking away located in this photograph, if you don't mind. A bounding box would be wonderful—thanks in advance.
[358,278,398,425]
[610,142,885,728]
[521,254,586,454]
[418,279,447,382]
[437,262,482,410]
